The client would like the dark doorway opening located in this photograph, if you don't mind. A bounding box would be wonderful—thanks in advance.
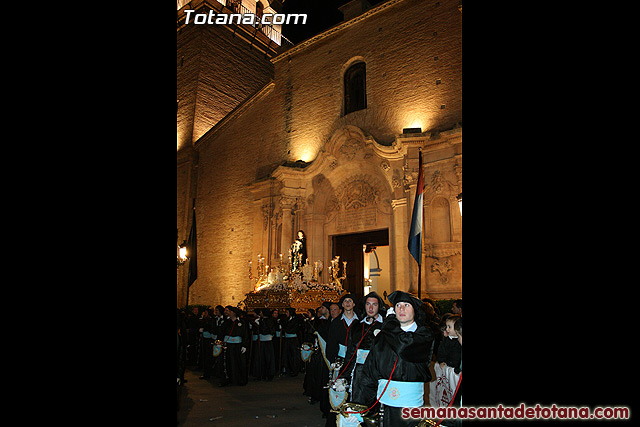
[331,229,389,302]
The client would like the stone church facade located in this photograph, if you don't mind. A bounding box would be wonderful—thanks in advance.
[177,0,462,307]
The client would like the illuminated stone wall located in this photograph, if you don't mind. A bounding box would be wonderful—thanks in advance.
[177,8,275,151]
[273,0,462,163]
[180,0,462,307]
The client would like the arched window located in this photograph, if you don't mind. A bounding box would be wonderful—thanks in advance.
[343,61,367,115]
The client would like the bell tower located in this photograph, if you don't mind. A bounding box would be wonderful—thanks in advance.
[177,0,288,306]
[177,0,288,152]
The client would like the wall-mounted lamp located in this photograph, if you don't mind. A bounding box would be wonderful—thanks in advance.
[177,232,189,268]
[403,127,422,134]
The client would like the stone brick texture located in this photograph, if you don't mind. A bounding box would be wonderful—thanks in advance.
[177,0,462,307]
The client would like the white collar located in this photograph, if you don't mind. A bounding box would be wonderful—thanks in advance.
[341,312,358,323]
[400,321,417,332]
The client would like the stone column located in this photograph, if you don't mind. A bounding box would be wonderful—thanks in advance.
[390,198,409,293]
[279,197,295,262]
[304,213,325,267]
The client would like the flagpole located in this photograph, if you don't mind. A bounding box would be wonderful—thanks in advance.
[408,147,423,300]
[418,262,421,300]
[416,148,423,300]
[417,147,422,300]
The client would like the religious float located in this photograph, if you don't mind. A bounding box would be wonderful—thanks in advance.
[242,252,347,313]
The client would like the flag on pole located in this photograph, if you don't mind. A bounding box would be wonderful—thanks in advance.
[408,150,423,265]
[187,204,197,287]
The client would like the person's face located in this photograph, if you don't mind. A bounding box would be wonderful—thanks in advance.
[395,302,415,325]
[272,309,279,318]
[214,308,221,317]
[365,297,379,318]
[445,320,457,337]
[224,307,230,317]
[298,231,304,239]
[319,306,329,318]
[342,298,354,312]
[329,304,340,319]
[452,303,460,314]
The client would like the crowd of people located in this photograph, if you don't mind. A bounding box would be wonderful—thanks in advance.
[177,295,463,427]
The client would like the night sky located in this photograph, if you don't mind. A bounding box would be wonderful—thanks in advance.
[281,0,386,45]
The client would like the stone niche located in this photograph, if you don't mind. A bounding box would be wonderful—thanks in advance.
[422,166,462,299]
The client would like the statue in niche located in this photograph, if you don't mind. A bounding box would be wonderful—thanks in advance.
[291,229,308,272]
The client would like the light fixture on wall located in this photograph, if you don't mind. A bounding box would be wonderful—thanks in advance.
[403,127,422,134]
[177,229,189,268]
[456,192,462,215]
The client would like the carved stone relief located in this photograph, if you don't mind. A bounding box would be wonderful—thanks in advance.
[431,257,453,284]
[424,170,457,201]
[323,174,392,233]
[338,137,361,161]
[326,174,385,213]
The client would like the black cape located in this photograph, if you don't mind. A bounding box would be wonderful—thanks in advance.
[354,316,434,427]
[344,318,383,403]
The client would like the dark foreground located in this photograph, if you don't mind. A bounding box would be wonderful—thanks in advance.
[177,367,325,427]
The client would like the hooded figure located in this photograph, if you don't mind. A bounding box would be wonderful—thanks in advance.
[353,290,435,427]
[386,291,426,326]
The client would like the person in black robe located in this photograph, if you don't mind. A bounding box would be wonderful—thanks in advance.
[305,304,331,404]
[220,306,248,386]
[325,293,359,365]
[302,308,317,399]
[249,310,261,379]
[211,305,226,379]
[185,307,200,366]
[343,291,386,404]
[257,308,277,381]
[316,302,334,425]
[324,294,359,427]
[281,308,302,376]
[199,308,216,379]
[353,290,434,427]
[271,309,282,373]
